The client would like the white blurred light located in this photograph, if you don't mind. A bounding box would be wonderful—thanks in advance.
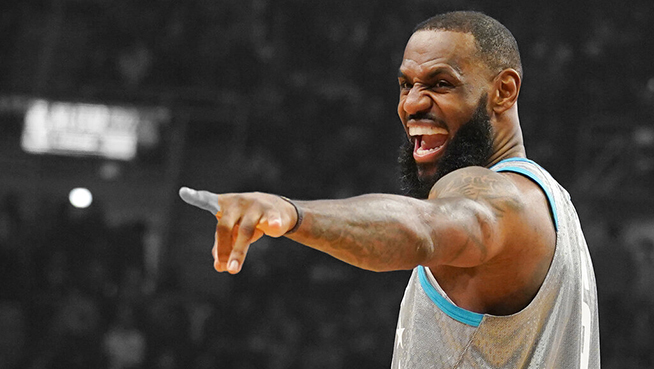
[69,188,93,208]
[647,77,654,93]
[633,126,654,146]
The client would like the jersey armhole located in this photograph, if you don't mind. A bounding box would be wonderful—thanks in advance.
[491,160,559,232]
[417,266,484,327]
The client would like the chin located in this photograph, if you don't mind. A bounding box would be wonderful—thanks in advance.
[417,163,439,180]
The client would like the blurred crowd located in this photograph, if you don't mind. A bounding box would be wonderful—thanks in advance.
[0,191,407,368]
[3,0,653,185]
[1,0,654,368]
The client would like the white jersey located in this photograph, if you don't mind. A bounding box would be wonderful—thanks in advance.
[391,158,600,368]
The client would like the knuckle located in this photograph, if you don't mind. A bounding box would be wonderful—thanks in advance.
[234,194,250,207]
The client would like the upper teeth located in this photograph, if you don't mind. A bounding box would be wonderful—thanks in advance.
[408,126,448,136]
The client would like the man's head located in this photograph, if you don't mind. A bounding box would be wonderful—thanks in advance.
[414,11,522,79]
[397,11,524,198]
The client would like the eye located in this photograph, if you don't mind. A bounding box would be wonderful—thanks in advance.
[434,79,453,89]
[399,80,412,90]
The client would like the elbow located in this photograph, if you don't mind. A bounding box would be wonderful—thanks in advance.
[410,224,439,269]
[372,227,435,273]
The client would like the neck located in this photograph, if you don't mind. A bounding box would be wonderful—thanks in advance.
[487,141,526,167]
[487,108,526,167]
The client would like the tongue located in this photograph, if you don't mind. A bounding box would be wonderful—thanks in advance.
[420,134,447,150]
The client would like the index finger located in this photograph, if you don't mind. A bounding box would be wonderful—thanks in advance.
[179,187,222,215]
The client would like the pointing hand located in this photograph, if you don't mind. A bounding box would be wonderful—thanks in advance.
[179,187,298,274]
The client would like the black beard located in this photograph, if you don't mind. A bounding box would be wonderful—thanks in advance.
[398,98,493,199]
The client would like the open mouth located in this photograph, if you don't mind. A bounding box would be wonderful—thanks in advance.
[409,125,448,163]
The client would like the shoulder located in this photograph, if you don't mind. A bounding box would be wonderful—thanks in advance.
[429,166,523,212]
[429,165,555,258]
[424,166,556,311]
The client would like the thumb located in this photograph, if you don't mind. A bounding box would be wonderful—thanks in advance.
[256,215,287,238]
[179,187,222,215]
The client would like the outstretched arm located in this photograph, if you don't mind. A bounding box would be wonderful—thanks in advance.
[286,194,487,272]
[287,165,526,271]
[179,166,525,274]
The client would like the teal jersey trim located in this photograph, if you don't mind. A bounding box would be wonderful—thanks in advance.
[490,158,559,231]
[418,265,484,327]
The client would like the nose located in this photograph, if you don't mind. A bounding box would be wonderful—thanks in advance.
[402,85,432,115]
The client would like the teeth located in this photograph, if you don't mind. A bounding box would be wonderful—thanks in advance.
[415,146,442,155]
[408,126,448,136]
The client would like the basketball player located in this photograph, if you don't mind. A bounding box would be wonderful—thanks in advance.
[180,11,600,368]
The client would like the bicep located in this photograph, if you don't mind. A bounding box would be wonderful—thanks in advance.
[422,167,525,268]
[422,196,502,268]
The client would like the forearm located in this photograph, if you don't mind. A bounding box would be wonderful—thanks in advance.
[285,194,438,272]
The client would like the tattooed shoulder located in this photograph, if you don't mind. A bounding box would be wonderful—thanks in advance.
[430,166,523,217]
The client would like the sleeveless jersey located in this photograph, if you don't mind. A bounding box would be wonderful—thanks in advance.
[391,158,600,368]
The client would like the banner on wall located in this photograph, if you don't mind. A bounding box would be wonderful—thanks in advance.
[21,99,169,161]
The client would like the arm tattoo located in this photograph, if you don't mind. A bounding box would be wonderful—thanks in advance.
[309,210,420,267]
[287,196,430,270]
[439,172,523,218]
[288,172,523,270]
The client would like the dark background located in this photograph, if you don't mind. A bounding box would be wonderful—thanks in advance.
[1,0,653,368]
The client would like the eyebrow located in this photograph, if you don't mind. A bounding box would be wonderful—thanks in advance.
[397,66,462,80]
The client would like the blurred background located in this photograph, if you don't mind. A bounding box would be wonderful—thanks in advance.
[1,0,653,368]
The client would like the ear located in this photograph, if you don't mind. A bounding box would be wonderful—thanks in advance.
[491,69,521,114]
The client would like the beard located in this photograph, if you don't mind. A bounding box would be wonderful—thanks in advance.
[398,96,493,199]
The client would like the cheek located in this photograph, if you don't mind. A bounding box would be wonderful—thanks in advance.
[437,98,473,126]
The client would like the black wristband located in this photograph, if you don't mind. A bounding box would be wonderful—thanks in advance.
[279,196,303,234]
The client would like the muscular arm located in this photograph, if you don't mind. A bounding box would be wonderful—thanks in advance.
[180,166,527,274]
[287,166,524,271]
